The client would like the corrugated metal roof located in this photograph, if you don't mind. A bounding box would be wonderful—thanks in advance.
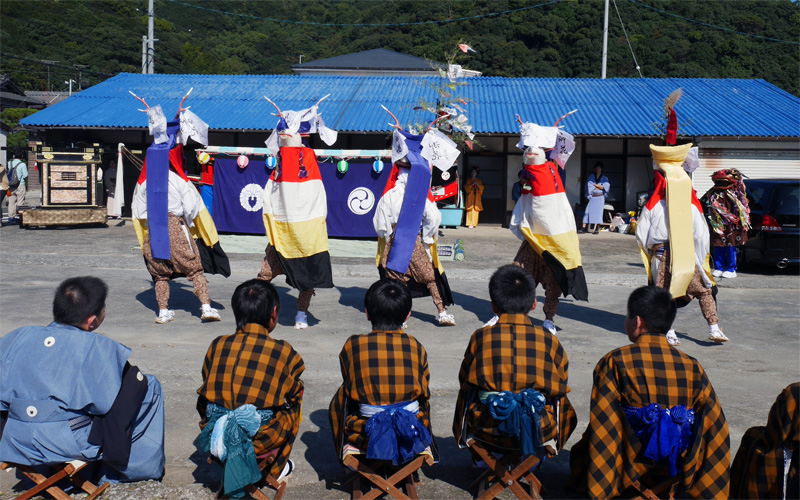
[20,73,800,138]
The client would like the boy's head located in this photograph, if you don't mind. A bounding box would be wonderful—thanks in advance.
[53,276,108,331]
[232,279,280,332]
[625,286,677,341]
[364,279,412,331]
[489,265,537,315]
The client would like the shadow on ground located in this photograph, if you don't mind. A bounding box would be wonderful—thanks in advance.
[135,282,225,318]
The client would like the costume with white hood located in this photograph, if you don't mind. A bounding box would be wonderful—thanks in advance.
[507,118,588,335]
[635,90,726,344]
[373,128,455,326]
[258,97,338,329]
[132,96,229,324]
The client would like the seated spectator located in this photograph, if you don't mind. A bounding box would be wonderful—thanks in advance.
[196,279,304,496]
[731,382,799,499]
[453,264,577,456]
[569,285,730,498]
[329,279,435,464]
[0,276,165,483]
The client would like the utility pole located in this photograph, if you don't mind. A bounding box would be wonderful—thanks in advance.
[601,0,609,79]
[41,59,59,95]
[142,0,157,74]
[147,0,155,74]
[74,64,88,89]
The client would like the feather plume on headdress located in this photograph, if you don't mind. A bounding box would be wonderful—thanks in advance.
[663,88,683,146]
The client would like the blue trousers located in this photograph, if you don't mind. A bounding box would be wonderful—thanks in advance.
[712,246,737,272]
[98,375,166,483]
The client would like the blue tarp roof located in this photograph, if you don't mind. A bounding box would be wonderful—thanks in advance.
[21,73,800,138]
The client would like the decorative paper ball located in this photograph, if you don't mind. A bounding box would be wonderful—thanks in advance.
[237,155,249,168]
[266,156,277,168]
[372,159,384,173]
[337,159,349,174]
[197,152,211,164]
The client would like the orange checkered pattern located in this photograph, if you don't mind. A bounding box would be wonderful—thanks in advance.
[328,330,432,459]
[452,313,577,449]
[197,323,305,478]
[731,382,799,499]
[569,334,730,499]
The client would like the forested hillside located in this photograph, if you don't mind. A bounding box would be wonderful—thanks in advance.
[1,0,798,95]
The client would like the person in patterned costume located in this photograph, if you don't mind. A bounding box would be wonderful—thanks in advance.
[701,168,751,279]
[328,279,435,463]
[453,264,577,455]
[731,382,799,499]
[197,279,304,486]
[570,285,730,499]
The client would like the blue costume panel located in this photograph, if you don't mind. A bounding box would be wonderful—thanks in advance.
[0,322,165,482]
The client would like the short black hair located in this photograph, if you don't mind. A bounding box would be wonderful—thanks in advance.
[489,265,536,314]
[594,161,604,170]
[364,279,412,331]
[627,286,677,334]
[231,279,280,331]
[53,277,108,327]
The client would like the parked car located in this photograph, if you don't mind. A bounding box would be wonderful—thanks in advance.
[742,179,800,268]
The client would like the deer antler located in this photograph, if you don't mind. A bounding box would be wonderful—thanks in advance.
[264,96,283,118]
[553,109,578,127]
[129,91,150,113]
[381,105,402,130]
[314,94,331,108]
[426,112,451,132]
[175,87,193,118]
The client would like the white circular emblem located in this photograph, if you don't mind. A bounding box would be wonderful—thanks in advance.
[137,371,144,382]
[239,183,264,212]
[44,336,55,347]
[347,187,375,215]
[27,406,37,418]
[441,171,450,181]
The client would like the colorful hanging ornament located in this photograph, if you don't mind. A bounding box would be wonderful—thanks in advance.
[337,159,349,174]
[237,155,249,168]
[266,156,277,168]
[197,152,211,164]
[372,159,384,173]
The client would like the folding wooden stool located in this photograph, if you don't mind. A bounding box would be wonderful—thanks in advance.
[207,448,287,500]
[630,475,681,500]
[0,460,110,500]
[342,452,434,500]
[465,438,543,500]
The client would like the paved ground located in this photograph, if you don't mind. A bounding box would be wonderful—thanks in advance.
[1,219,798,499]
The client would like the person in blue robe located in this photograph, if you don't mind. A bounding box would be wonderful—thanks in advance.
[0,276,165,484]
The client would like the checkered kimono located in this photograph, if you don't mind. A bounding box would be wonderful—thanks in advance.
[570,334,730,499]
[452,313,577,450]
[197,324,304,478]
[328,330,432,461]
[731,382,799,499]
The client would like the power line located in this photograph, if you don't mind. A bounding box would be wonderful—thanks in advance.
[163,0,563,27]
[626,0,800,45]
[0,52,114,77]
[612,0,643,77]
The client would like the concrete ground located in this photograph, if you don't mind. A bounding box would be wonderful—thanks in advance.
[1,219,798,499]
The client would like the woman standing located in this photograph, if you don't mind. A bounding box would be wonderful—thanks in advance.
[580,162,610,234]
[464,167,484,228]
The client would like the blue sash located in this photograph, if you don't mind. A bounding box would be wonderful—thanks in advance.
[145,120,180,260]
[623,403,695,477]
[386,131,431,274]
[482,389,547,456]
[364,400,432,465]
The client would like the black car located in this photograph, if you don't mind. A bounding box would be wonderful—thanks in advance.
[742,179,800,268]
